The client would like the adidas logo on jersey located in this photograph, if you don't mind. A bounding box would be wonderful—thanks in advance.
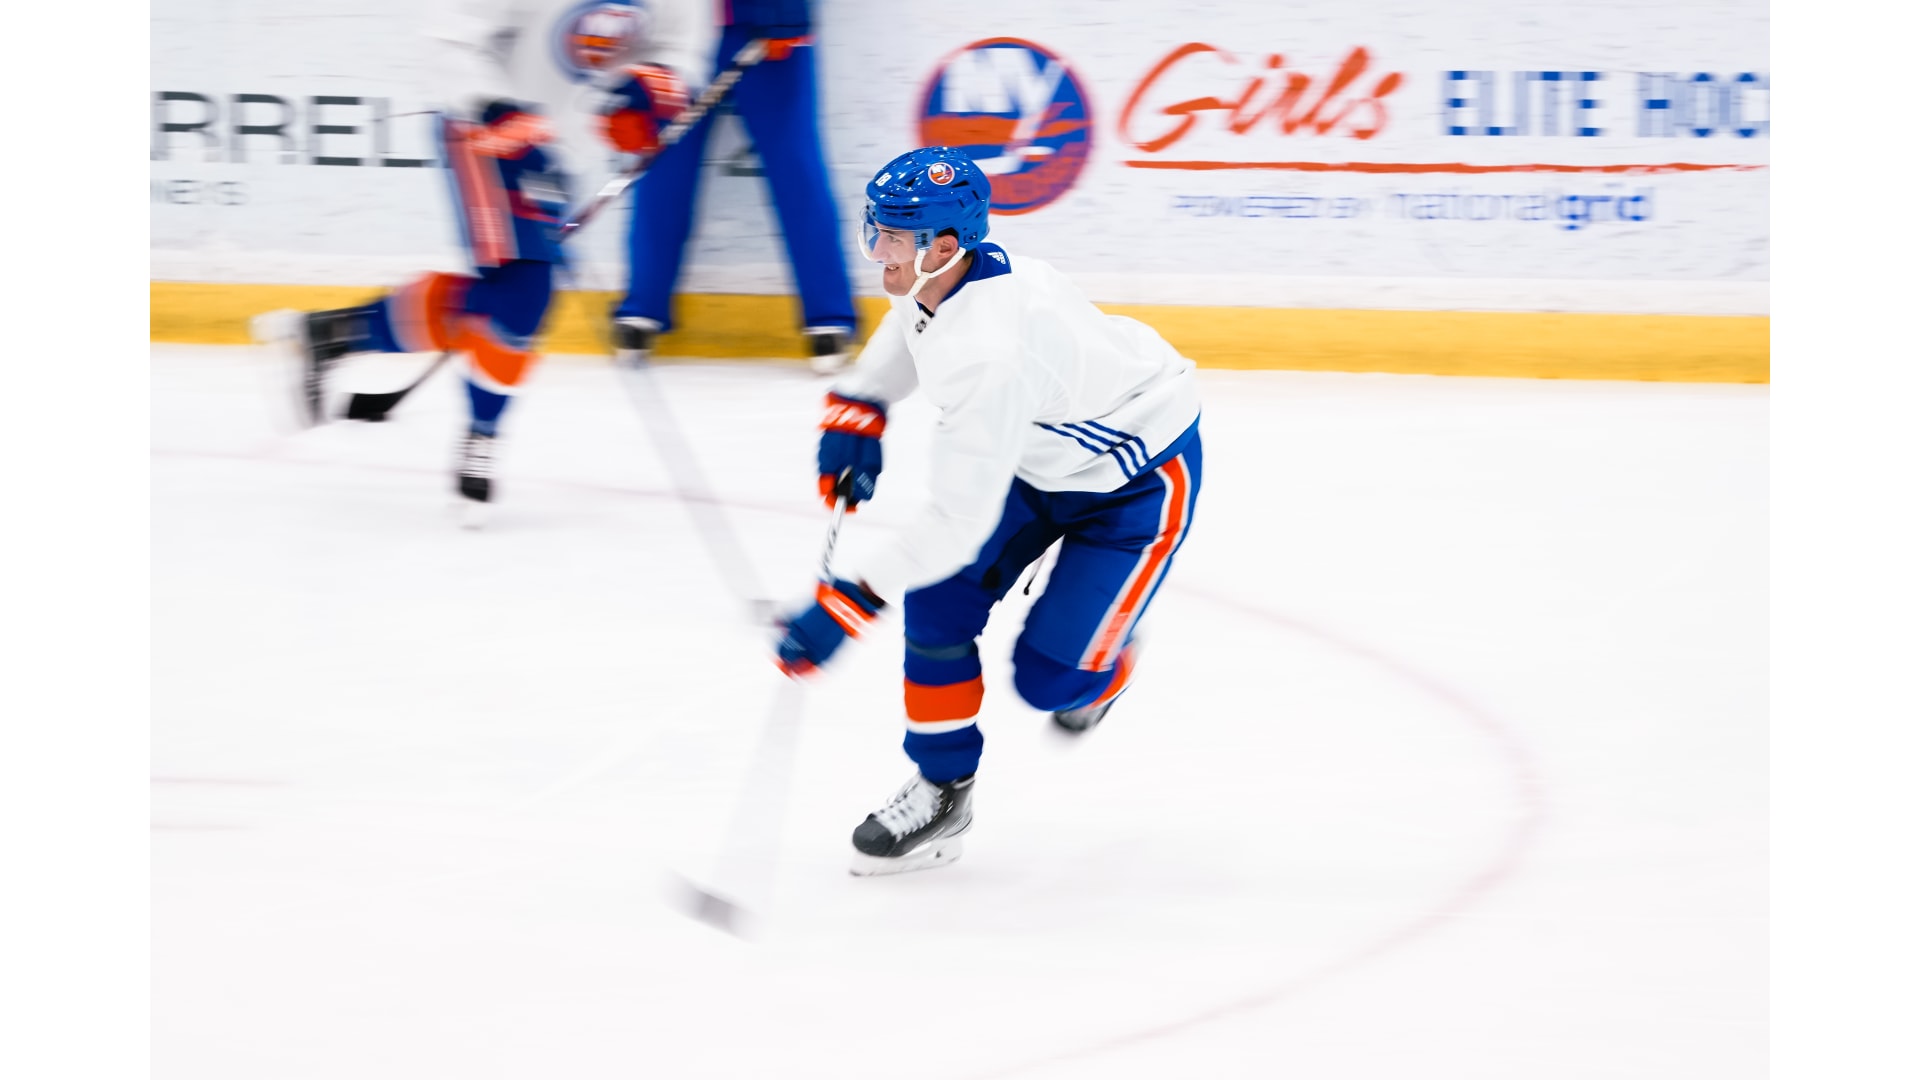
[988,251,1006,264]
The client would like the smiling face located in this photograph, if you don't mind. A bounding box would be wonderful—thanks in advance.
[866,225,918,296]
[873,229,964,298]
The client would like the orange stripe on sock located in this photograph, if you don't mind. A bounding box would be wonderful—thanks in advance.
[905,677,984,724]
[389,273,466,353]
[457,317,535,388]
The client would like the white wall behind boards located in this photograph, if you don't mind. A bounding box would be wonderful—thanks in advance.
[151,0,1768,314]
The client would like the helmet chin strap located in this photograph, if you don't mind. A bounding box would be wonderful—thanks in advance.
[906,246,969,301]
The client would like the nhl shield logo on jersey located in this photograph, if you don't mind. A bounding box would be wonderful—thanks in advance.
[552,0,649,83]
[917,38,1093,215]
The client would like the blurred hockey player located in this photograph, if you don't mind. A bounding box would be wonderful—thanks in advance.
[251,0,714,522]
[773,147,1205,875]
[611,0,859,374]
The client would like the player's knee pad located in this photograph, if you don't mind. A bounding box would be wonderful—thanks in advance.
[903,637,983,730]
[1010,639,1116,713]
[384,272,472,353]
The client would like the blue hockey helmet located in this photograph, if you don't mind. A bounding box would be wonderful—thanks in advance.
[860,147,991,262]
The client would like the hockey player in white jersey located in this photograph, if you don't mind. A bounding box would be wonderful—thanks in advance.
[252,0,713,520]
[773,147,1205,874]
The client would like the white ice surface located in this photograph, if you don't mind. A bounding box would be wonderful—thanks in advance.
[152,344,1766,1079]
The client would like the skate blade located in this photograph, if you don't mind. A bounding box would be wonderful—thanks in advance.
[251,309,323,430]
[456,498,490,531]
[849,837,964,877]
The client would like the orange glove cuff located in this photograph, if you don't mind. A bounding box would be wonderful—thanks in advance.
[764,36,812,62]
[821,394,886,437]
[600,111,659,154]
[816,581,878,637]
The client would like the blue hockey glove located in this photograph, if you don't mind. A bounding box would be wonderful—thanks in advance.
[599,64,688,154]
[775,579,884,677]
[818,393,885,510]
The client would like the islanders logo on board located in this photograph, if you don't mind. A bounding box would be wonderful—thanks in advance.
[918,38,1094,215]
[552,0,649,83]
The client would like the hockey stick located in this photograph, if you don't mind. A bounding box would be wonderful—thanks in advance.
[613,353,781,624]
[677,493,848,937]
[559,37,769,239]
[343,38,770,422]
[342,351,452,421]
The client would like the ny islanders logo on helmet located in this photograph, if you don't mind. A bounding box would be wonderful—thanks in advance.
[918,38,1093,215]
[552,0,650,83]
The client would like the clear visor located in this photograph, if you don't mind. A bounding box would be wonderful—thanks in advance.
[859,207,924,265]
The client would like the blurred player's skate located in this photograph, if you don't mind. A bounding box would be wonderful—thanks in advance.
[613,316,661,367]
[850,772,973,876]
[455,430,496,529]
[1051,643,1137,735]
[806,327,853,375]
[250,307,364,427]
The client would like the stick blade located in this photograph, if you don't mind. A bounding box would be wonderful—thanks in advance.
[342,391,402,422]
[667,873,755,939]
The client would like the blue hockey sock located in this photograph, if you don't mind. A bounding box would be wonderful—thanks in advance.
[903,724,983,784]
[465,379,509,436]
[357,300,406,354]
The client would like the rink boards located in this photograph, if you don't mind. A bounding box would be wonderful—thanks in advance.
[148,282,1769,384]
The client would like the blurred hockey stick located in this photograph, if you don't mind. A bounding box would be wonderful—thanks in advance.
[344,38,770,422]
[676,489,848,937]
[559,37,769,239]
[342,351,452,421]
[611,353,796,624]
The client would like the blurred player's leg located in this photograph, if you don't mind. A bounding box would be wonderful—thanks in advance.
[615,73,720,363]
[445,260,554,520]
[251,261,551,523]
[729,29,857,373]
[250,272,468,427]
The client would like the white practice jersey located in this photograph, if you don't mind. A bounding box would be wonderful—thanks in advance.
[423,0,714,192]
[831,244,1202,601]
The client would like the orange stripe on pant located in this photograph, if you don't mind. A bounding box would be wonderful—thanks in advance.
[905,677,985,726]
[455,316,536,393]
[388,273,467,354]
[1089,643,1137,709]
[1083,456,1193,671]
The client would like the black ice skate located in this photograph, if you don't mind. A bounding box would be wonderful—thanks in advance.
[1051,698,1116,734]
[455,430,496,529]
[850,772,973,876]
[613,316,660,367]
[250,307,365,426]
[1052,644,1136,736]
[806,326,853,375]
